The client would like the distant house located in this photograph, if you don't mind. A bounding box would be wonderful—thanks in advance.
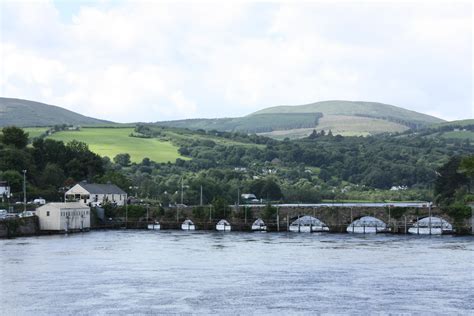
[241,193,257,200]
[241,193,259,203]
[36,202,90,232]
[390,185,408,191]
[0,181,11,201]
[65,182,127,206]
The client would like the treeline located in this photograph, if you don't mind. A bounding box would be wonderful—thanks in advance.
[171,131,472,190]
[352,114,430,129]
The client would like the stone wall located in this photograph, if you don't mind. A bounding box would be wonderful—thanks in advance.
[0,216,39,238]
[157,205,472,234]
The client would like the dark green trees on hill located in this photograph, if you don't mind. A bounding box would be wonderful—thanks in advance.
[248,178,283,200]
[1,126,29,148]
[0,127,104,201]
[434,155,473,212]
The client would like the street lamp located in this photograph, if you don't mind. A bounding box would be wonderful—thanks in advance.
[22,170,27,213]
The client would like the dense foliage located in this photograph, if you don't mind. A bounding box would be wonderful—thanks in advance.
[1,125,472,207]
[0,126,104,201]
[111,125,473,205]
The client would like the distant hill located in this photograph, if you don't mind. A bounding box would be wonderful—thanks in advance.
[157,100,445,138]
[0,97,111,127]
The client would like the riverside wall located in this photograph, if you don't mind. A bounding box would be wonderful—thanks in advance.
[148,205,473,234]
[2,205,472,237]
[0,216,39,238]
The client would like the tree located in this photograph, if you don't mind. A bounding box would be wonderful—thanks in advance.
[0,148,35,178]
[459,156,474,176]
[41,163,66,187]
[63,141,104,180]
[1,127,28,149]
[459,155,474,191]
[0,170,23,193]
[308,129,318,139]
[261,178,283,200]
[212,196,229,219]
[192,206,207,220]
[262,203,277,221]
[434,157,468,205]
[33,139,67,170]
[96,171,131,193]
[114,153,131,167]
[318,169,331,182]
[247,178,282,200]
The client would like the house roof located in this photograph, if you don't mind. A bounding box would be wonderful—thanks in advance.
[38,202,90,211]
[79,183,127,195]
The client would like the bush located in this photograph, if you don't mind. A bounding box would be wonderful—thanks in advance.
[126,205,146,219]
[446,204,471,222]
[262,203,277,221]
[192,206,207,220]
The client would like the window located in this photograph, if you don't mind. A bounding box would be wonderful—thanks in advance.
[46,211,50,216]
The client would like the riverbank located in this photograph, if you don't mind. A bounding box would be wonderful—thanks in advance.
[2,204,472,238]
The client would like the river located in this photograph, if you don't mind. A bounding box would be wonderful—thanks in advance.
[1,230,473,315]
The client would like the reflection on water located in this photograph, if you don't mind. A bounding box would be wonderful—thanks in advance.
[1,231,473,315]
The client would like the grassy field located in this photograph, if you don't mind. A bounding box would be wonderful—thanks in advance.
[48,127,186,163]
[23,127,49,139]
[431,119,474,128]
[317,115,408,135]
[161,130,266,148]
[259,115,406,139]
[441,130,474,140]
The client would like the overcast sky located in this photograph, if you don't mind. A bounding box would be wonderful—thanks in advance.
[0,0,472,122]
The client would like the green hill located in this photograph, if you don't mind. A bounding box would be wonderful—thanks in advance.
[0,97,111,127]
[157,100,445,138]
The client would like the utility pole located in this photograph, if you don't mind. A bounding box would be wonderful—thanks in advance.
[125,199,128,229]
[180,177,184,205]
[428,202,432,235]
[200,185,203,206]
[471,203,474,235]
[22,169,27,213]
[237,188,240,208]
[388,205,391,231]
[277,207,280,231]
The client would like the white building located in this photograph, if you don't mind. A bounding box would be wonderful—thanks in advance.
[0,181,11,200]
[65,182,127,206]
[36,202,90,232]
[241,193,257,200]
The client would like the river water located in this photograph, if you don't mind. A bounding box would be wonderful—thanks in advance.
[1,230,473,315]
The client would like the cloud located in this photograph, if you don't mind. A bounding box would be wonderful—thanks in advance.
[0,0,471,121]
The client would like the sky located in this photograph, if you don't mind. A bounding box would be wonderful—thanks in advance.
[0,0,472,122]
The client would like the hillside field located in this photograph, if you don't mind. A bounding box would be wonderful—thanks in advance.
[259,115,409,138]
[23,127,49,139]
[48,127,186,163]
